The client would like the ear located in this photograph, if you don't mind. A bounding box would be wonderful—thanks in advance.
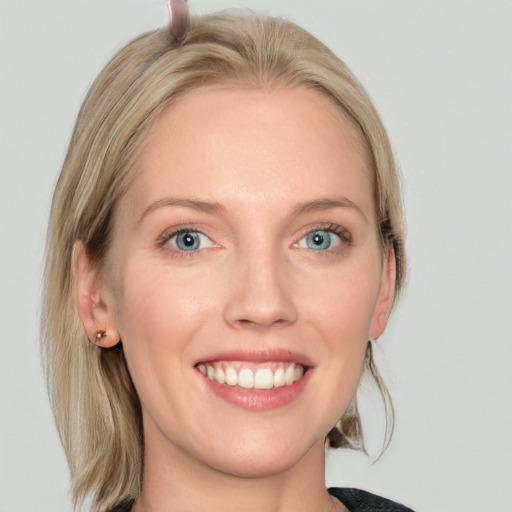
[368,245,396,340]
[72,241,120,348]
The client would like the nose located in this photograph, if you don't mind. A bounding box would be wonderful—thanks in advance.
[223,248,298,330]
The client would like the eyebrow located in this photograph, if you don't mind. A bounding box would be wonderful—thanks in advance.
[292,198,368,222]
[138,196,367,224]
[138,198,226,225]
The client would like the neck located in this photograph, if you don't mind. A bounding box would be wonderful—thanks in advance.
[133,423,341,512]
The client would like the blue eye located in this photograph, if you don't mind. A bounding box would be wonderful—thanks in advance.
[298,229,342,250]
[168,230,213,252]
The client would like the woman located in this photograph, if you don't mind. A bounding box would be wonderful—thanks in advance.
[42,11,410,512]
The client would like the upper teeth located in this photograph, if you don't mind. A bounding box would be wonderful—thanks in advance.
[197,362,305,389]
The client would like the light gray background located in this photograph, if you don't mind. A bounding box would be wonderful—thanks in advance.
[1,1,511,511]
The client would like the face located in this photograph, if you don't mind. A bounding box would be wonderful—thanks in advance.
[80,85,395,479]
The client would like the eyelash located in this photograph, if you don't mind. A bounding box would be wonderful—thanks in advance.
[157,223,352,258]
[294,223,352,254]
[157,226,215,259]
[304,223,352,244]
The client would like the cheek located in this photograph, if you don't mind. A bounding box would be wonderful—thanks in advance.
[111,259,218,419]
[303,255,382,340]
[112,257,222,366]
[300,255,381,404]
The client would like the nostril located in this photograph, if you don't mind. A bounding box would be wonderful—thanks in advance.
[234,317,290,329]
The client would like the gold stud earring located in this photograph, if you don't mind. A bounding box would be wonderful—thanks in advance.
[95,331,107,344]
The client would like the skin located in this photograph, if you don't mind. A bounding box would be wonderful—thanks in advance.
[75,85,395,512]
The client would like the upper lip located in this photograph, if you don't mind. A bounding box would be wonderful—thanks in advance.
[195,349,315,368]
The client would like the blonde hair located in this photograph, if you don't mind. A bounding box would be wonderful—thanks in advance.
[42,11,406,511]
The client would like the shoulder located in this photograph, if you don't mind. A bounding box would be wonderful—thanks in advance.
[328,488,415,512]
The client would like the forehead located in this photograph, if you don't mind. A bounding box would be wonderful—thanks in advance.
[124,85,373,220]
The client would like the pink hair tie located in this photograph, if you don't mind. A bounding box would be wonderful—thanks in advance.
[168,0,190,41]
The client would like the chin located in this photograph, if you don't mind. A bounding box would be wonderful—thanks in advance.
[206,449,303,479]
[196,428,325,479]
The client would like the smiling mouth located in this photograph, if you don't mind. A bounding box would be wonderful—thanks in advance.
[195,361,307,390]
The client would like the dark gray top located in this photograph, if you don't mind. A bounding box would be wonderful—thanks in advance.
[328,488,414,511]
[108,488,414,511]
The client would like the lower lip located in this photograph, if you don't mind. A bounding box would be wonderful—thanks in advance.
[199,369,313,411]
